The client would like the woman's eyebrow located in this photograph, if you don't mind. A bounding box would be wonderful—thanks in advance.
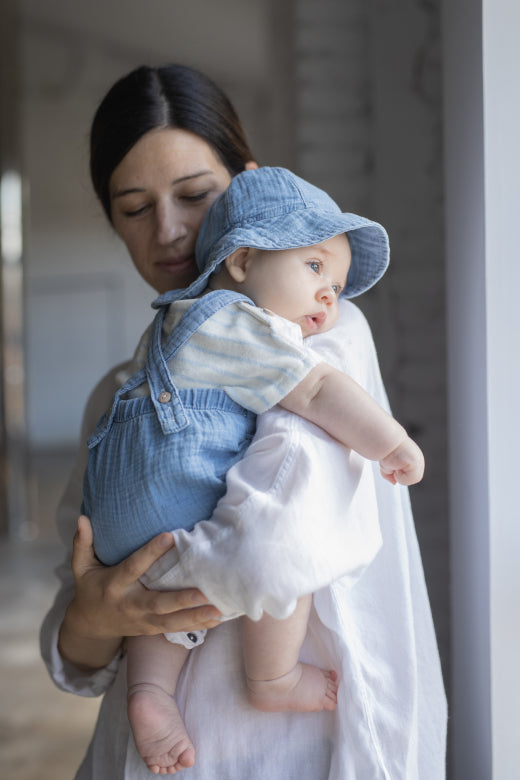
[111,170,214,199]
[172,170,214,185]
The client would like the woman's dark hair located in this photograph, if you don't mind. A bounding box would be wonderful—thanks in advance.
[90,64,255,221]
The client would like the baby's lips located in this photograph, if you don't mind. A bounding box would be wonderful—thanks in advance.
[305,311,327,330]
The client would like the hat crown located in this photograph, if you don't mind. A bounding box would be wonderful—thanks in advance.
[151,166,389,309]
[197,168,341,272]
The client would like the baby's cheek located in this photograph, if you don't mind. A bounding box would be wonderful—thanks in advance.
[322,306,340,333]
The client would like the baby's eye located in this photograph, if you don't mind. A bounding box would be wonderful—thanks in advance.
[308,260,321,274]
[331,284,341,295]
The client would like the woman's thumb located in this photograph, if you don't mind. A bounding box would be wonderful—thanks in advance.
[72,515,95,571]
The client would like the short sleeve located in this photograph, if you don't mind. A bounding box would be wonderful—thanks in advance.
[168,301,322,413]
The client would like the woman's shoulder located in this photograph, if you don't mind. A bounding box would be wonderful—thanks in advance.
[82,360,133,437]
[337,298,374,339]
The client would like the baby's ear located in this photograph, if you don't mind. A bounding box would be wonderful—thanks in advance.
[225,247,253,282]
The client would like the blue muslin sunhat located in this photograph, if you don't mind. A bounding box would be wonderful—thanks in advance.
[153,167,389,306]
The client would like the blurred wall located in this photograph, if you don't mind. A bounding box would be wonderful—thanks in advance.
[21,0,290,446]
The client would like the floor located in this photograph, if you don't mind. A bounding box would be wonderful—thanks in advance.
[0,450,100,780]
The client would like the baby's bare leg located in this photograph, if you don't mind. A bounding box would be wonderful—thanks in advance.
[127,634,195,774]
[243,595,338,713]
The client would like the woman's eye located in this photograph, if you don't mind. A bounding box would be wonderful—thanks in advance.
[181,191,209,203]
[123,205,149,217]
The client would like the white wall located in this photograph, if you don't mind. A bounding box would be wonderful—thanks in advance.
[483,0,520,774]
[444,0,520,776]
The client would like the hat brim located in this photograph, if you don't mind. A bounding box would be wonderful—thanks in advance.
[155,207,389,306]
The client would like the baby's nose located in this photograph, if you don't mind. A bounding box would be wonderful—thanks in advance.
[317,286,334,304]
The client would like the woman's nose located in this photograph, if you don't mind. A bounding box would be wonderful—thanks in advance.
[155,202,187,245]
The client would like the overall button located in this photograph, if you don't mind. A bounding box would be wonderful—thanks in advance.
[158,391,171,404]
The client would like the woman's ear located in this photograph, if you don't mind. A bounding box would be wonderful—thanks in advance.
[224,247,253,282]
[244,160,259,171]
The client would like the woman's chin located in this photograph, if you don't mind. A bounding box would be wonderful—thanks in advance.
[153,265,199,295]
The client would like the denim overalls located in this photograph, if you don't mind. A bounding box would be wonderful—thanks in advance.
[83,290,257,567]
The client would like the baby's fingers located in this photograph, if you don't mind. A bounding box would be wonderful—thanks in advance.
[380,468,397,485]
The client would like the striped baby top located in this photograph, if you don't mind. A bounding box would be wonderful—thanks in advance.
[119,298,322,414]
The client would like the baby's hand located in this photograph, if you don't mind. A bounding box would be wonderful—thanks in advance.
[379,437,425,486]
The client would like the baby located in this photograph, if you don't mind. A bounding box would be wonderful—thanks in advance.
[83,167,424,774]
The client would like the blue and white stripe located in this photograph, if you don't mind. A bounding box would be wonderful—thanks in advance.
[124,299,321,414]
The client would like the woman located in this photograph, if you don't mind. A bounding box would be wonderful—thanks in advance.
[40,64,447,779]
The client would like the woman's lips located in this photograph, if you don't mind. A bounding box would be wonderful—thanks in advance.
[156,254,195,272]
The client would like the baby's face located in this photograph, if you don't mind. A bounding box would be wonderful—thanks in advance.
[239,233,351,338]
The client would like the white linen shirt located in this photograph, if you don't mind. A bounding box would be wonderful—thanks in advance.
[40,300,447,779]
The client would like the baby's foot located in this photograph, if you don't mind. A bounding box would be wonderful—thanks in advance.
[246,663,338,713]
[128,683,195,774]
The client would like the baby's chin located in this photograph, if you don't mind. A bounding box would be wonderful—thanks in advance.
[302,325,335,340]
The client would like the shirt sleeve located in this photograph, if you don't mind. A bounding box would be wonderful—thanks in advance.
[141,300,384,620]
[169,301,323,413]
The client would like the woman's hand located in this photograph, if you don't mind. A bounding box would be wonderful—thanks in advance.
[58,516,221,671]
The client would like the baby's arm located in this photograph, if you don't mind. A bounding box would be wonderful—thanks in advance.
[279,362,424,486]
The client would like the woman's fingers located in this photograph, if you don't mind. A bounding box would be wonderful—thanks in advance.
[147,586,211,614]
[105,530,222,631]
[69,516,221,638]
[146,601,222,634]
[117,532,176,586]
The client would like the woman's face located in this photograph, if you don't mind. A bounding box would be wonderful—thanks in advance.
[109,128,233,294]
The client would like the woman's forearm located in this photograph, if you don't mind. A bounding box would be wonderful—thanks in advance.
[58,600,123,671]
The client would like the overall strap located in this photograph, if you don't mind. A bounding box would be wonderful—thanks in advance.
[145,289,253,434]
[160,289,253,363]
